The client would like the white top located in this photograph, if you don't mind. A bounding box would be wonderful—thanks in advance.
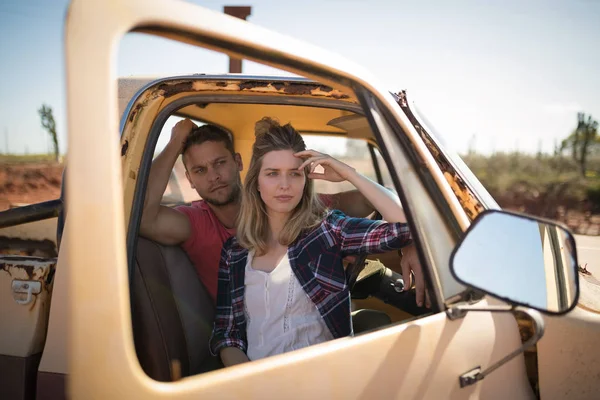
[244,250,333,361]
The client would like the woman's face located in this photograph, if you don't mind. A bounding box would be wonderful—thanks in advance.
[257,149,306,218]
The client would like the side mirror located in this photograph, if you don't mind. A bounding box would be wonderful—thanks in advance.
[450,210,579,315]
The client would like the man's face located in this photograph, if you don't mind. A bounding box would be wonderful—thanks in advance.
[183,141,243,207]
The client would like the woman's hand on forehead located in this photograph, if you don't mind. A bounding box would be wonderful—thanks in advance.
[294,150,356,183]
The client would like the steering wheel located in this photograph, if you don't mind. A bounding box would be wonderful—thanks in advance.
[346,211,429,316]
[350,258,430,316]
[345,210,381,290]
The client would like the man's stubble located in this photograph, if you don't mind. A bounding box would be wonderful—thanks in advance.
[202,175,242,208]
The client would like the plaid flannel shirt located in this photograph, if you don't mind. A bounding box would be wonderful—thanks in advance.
[209,209,412,356]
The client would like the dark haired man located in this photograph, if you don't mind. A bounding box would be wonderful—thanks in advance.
[140,119,428,307]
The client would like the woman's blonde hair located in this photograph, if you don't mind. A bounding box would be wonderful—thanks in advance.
[236,117,324,255]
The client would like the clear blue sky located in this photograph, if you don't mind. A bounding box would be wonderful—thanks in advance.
[1,0,599,156]
[453,212,548,310]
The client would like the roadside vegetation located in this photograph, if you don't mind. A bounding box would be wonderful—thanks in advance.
[1,109,598,234]
[462,112,600,234]
[0,154,59,164]
[462,152,600,215]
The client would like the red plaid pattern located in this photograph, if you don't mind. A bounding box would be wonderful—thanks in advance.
[209,210,412,356]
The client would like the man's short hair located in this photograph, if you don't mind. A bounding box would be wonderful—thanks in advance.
[182,124,235,158]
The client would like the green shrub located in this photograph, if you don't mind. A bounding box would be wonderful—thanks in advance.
[461,152,599,218]
[587,183,600,213]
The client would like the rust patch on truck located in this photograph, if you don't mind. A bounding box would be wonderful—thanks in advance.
[0,257,55,281]
[577,267,600,314]
[1,260,35,279]
[121,140,129,157]
[238,80,347,99]
[579,263,592,276]
[394,91,485,221]
[129,104,143,123]
[122,78,356,138]
[157,81,194,98]
[148,79,353,101]
[0,257,56,309]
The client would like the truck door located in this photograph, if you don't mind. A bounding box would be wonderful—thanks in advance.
[63,0,535,399]
[0,194,62,399]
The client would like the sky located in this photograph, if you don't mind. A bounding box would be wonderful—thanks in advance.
[1,0,599,156]
[453,212,549,310]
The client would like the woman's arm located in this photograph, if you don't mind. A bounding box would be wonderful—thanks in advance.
[209,240,248,362]
[299,151,429,307]
[324,210,412,256]
[296,150,405,222]
[344,173,405,222]
[220,347,250,367]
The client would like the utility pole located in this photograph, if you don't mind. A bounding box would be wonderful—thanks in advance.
[223,6,252,73]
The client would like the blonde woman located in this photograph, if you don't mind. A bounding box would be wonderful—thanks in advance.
[210,117,413,367]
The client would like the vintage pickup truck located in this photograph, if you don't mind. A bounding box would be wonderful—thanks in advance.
[1,0,599,399]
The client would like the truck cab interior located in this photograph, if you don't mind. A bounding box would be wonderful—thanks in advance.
[124,78,434,381]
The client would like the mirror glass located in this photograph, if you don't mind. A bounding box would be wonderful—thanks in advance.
[451,210,579,314]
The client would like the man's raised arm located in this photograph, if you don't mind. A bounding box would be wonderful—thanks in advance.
[139,119,195,245]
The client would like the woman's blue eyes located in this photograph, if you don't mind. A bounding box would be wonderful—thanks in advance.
[266,171,302,177]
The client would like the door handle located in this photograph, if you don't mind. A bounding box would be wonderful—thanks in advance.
[12,280,42,306]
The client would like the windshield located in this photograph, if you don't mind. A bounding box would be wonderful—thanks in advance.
[410,102,500,210]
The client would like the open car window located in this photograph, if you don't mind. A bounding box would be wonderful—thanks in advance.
[302,135,384,194]
[123,86,439,384]
[156,121,391,205]
[156,115,205,205]
[154,119,395,205]
[373,146,394,191]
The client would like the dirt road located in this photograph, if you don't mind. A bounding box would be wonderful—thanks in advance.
[0,162,63,210]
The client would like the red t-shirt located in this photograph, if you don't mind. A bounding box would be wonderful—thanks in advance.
[175,194,335,303]
[175,201,236,303]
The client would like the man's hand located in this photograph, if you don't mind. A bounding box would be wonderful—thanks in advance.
[171,118,197,149]
[400,244,431,308]
[139,118,196,245]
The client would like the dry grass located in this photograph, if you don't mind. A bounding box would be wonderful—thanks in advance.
[462,152,600,234]
[0,154,60,164]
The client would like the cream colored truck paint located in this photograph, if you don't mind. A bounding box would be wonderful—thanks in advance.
[0,257,55,357]
[60,0,534,399]
[19,2,599,394]
[1,218,58,244]
[539,307,600,399]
